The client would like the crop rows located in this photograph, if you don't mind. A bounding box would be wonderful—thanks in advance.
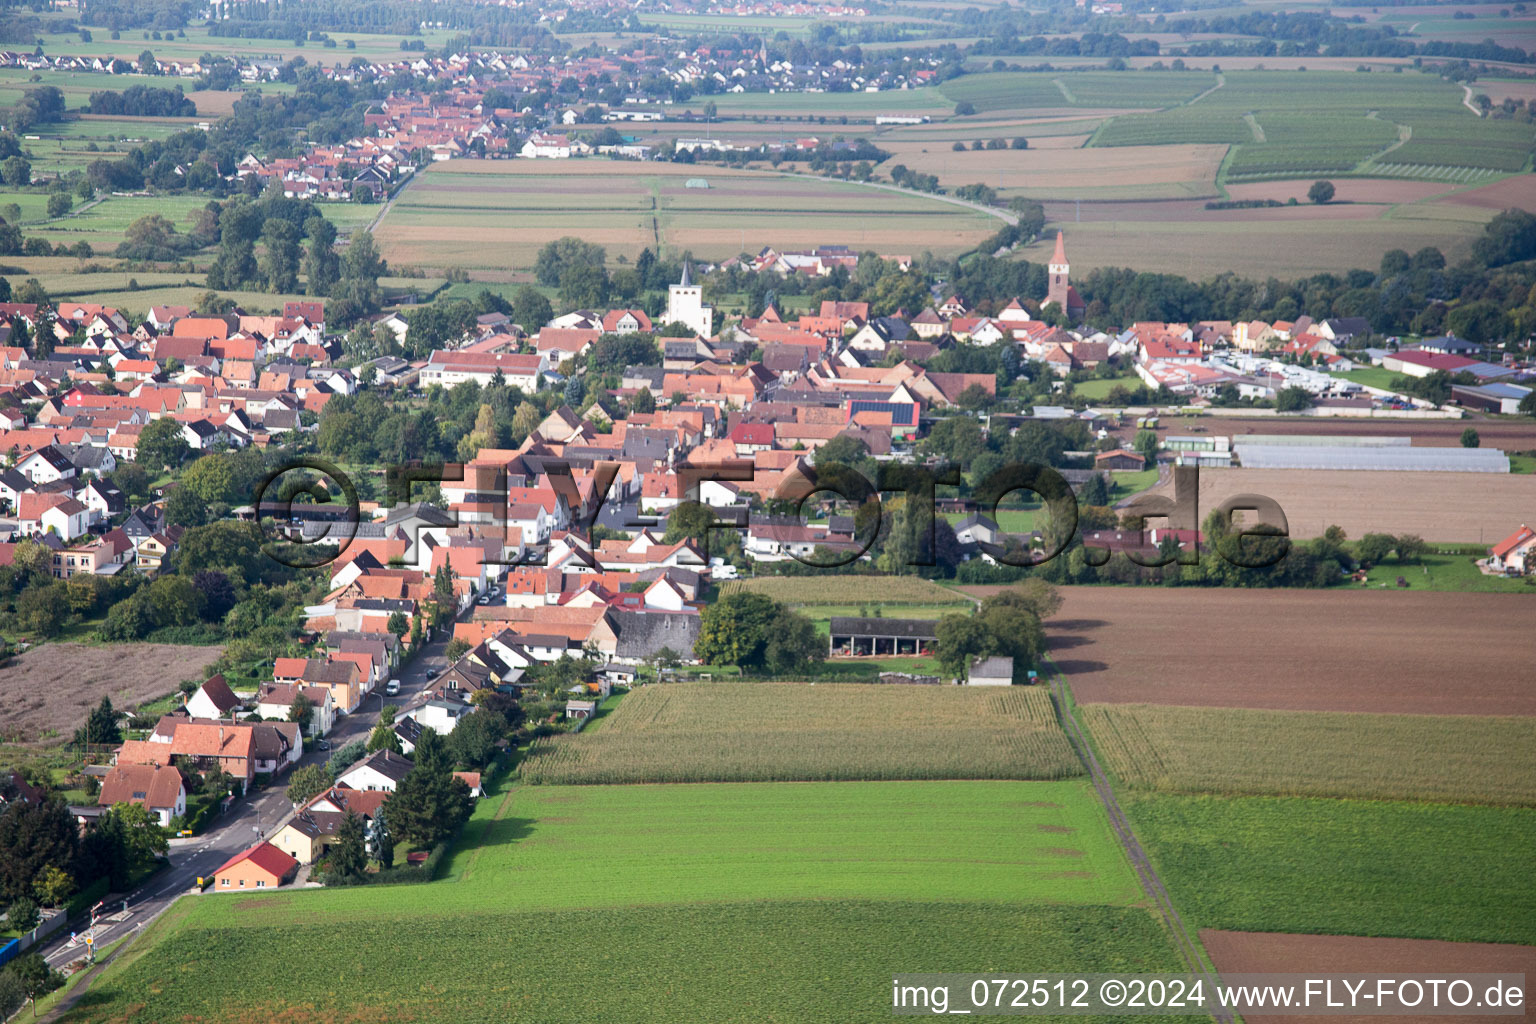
[1370,162,1503,181]
[1093,111,1251,147]
[520,682,1082,784]
[1081,703,1536,805]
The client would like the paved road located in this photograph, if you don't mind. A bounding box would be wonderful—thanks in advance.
[36,627,455,973]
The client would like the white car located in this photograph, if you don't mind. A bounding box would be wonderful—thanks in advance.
[385,679,400,696]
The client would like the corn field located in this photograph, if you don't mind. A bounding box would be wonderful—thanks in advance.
[521,682,1083,784]
[1083,703,1536,806]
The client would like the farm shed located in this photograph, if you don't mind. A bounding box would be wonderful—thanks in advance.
[685,177,710,188]
[828,617,938,657]
[967,656,1014,686]
[1232,444,1510,473]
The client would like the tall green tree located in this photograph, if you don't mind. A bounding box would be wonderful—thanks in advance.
[386,731,471,849]
[302,215,339,296]
[326,810,367,882]
[259,217,302,294]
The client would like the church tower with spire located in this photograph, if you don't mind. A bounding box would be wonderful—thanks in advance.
[1043,231,1083,320]
[665,261,714,337]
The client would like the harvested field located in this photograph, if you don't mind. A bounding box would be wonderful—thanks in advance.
[1202,931,1536,1024]
[1081,703,1536,805]
[1142,415,1536,449]
[1222,178,1456,204]
[376,162,996,271]
[0,642,222,743]
[1139,466,1536,542]
[879,143,1225,199]
[961,587,1536,715]
[1443,173,1536,210]
[1040,197,1382,223]
[520,682,1081,784]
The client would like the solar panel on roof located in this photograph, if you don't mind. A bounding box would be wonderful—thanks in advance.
[847,400,916,425]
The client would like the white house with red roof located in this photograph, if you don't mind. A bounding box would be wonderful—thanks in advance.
[1489,524,1535,575]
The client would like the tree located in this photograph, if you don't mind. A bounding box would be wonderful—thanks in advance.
[387,611,409,639]
[162,484,208,528]
[954,100,975,115]
[326,741,366,777]
[303,215,339,296]
[135,416,190,470]
[662,501,716,544]
[285,764,331,806]
[1356,532,1396,565]
[511,284,553,331]
[443,638,471,662]
[326,810,367,882]
[1308,180,1335,204]
[367,717,402,754]
[1133,429,1159,464]
[1394,534,1427,563]
[337,230,387,315]
[46,192,71,219]
[1460,427,1480,448]
[922,416,986,466]
[5,895,37,933]
[259,217,302,294]
[694,592,821,673]
[447,708,504,768]
[1275,386,1313,411]
[934,591,1046,680]
[102,802,167,865]
[74,696,121,748]
[288,693,314,734]
[1,157,30,187]
[0,798,77,902]
[1521,390,1536,417]
[32,864,73,907]
[386,733,471,849]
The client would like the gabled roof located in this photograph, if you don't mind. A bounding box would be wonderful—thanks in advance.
[213,840,297,880]
[1491,524,1535,560]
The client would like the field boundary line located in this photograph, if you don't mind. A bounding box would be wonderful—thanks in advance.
[1242,113,1265,144]
[1183,72,1225,107]
[1046,664,1233,1024]
[1052,78,1076,104]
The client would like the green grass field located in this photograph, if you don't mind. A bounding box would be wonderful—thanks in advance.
[1356,551,1534,593]
[58,778,1185,1023]
[521,682,1081,784]
[723,574,969,605]
[1125,793,1536,945]
[1084,703,1536,805]
[62,901,1192,1023]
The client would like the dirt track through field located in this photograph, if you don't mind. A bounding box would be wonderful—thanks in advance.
[1048,670,1235,1024]
[962,587,1536,715]
[1202,930,1536,1024]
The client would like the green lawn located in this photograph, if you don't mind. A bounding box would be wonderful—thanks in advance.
[1073,374,1141,401]
[1508,452,1536,474]
[1110,468,1160,499]
[1330,366,1401,391]
[1125,793,1536,945]
[56,778,1186,1023]
[1355,551,1532,593]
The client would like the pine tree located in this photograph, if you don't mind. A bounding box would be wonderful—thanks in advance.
[327,810,367,882]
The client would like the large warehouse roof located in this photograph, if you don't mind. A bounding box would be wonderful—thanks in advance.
[1233,444,1510,472]
[1234,434,1411,448]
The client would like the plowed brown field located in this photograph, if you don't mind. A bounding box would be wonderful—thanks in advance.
[956,587,1534,714]
[1140,467,1536,542]
[1202,930,1536,1024]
